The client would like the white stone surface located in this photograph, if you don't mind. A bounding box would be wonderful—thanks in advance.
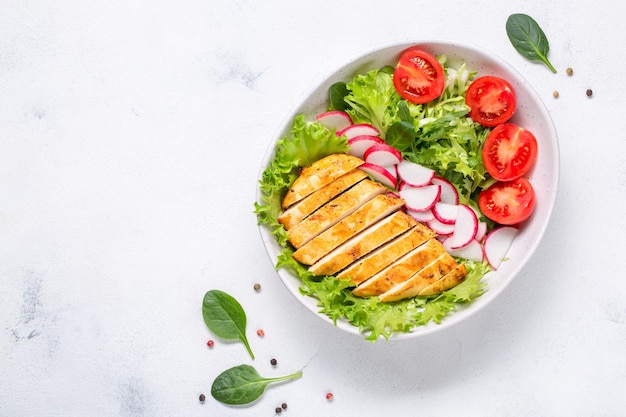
[1,0,625,416]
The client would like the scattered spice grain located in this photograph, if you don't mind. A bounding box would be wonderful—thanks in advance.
[253,283,261,292]
[553,91,559,99]
[256,328,265,337]
[281,402,288,410]
[270,358,278,366]
[206,340,214,348]
[275,406,283,414]
[566,67,573,76]
[586,89,593,97]
[199,393,206,402]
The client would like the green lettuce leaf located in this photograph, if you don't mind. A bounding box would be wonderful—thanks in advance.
[254,115,348,246]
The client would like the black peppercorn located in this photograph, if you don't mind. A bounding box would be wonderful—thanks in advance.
[199,393,206,402]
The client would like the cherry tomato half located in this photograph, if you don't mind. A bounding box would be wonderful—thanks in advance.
[478,177,536,225]
[393,48,445,104]
[482,123,538,181]
[466,75,517,127]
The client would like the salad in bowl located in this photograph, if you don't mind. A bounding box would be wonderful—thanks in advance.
[255,41,559,341]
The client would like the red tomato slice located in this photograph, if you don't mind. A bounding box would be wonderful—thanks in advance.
[482,123,538,181]
[466,75,517,127]
[478,177,536,225]
[393,48,445,104]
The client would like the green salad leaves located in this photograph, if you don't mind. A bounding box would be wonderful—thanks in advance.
[255,55,493,341]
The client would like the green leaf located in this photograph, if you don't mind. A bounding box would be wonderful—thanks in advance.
[211,364,302,405]
[385,120,414,152]
[328,82,349,111]
[202,290,254,359]
[506,13,557,73]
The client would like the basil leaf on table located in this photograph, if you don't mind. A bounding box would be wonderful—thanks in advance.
[202,289,254,359]
[211,364,303,405]
[506,13,557,73]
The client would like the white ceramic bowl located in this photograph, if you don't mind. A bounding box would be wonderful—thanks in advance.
[257,40,559,339]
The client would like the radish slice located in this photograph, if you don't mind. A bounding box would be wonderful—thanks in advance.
[475,221,488,242]
[364,143,403,166]
[399,184,441,212]
[427,217,455,235]
[431,176,459,205]
[347,135,385,159]
[315,110,352,131]
[407,209,435,223]
[359,162,398,189]
[432,202,459,225]
[443,238,484,262]
[397,160,435,187]
[446,204,478,249]
[483,226,519,270]
[339,123,380,139]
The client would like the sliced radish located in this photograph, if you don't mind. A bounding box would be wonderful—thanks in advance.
[339,123,380,139]
[359,162,398,189]
[443,238,484,262]
[407,209,435,223]
[427,217,455,235]
[446,204,478,249]
[432,202,459,225]
[363,143,403,166]
[431,176,459,205]
[483,226,519,270]
[315,110,352,132]
[475,221,488,242]
[347,135,385,159]
[399,184,441,212]
[397,160,435,187]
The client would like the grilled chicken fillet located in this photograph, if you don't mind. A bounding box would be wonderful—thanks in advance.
[282,153,364,209]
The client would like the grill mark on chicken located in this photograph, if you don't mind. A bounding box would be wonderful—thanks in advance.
[352,238,446,297]
[282,153,364,209]
[278,169,368,230]
[287,179,387,248]
[292,194,404,265]
[336,222,437,284]
[308,211,417,276]
[378,252,458,302]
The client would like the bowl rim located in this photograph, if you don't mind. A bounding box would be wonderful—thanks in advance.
[256,39,560,340]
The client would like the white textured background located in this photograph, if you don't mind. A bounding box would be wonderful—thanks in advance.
[1,1,625,416]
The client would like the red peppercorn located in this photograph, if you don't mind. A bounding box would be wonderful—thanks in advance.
[326,392,334,400]
[206,340,214,348]
[256,328,265,337]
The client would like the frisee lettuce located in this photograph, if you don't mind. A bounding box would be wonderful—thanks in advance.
[255,56,494,341]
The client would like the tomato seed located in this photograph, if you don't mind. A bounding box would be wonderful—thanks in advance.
[256,328,265,337]
[199,394,206,402]
[206,340,214,348]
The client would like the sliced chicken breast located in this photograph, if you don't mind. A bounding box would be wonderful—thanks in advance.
[378,252,459,302]
[417,263,468,297]
[282,153,364,209]
[308,211,417,277]
[292,194,405,265]
[336,222,437,284]
[278,169,368,230]
[287,179,386,249]
[352,238,446,297]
